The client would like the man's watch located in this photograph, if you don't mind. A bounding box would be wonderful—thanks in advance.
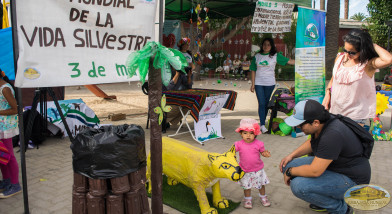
[285,167,293,177]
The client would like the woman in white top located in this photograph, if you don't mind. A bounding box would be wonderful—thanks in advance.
[322,29,392,124]
[250,38,295,133]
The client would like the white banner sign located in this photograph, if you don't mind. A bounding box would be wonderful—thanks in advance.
[251,0,294,33]
[14,0,157,88]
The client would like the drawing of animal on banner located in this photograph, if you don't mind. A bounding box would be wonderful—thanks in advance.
[38,100,100,137]
[195,115,222,142]
[200,94,229,116]
[146,137,244,214]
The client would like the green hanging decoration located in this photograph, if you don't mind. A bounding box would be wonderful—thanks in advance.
[125,41,188,86]
[154,95,172,125]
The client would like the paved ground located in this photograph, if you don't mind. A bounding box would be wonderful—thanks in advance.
[0,80,391,214]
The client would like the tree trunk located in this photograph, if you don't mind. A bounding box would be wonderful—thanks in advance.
[148,56,163,214]
[325,0,340,79]
[344,0,349,19]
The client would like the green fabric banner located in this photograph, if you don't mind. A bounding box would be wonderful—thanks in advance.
[294,7,326,103]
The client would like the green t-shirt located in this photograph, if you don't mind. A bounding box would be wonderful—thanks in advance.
[249,52,289,71]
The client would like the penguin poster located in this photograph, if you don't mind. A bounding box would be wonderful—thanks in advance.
[194,114,222,142]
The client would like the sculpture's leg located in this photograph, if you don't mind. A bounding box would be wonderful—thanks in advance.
[192,185,217,214]
[167,177,179,186]
[146,155,152,193]
[212,181,229,209]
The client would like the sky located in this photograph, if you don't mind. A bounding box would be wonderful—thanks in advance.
[313,0,370,19]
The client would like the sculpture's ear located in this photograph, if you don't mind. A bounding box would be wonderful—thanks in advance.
[208,154,215,162]
[226,144,236,154]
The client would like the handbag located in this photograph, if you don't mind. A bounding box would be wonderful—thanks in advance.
[0,140,11,165]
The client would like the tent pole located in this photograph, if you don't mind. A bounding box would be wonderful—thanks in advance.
[10,0,30,213]
[159,0,164,43]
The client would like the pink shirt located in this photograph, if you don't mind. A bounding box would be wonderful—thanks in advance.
[330,53,377,120]
[234,139,265,173]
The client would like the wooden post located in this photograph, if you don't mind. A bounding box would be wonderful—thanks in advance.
[148,55,163,214]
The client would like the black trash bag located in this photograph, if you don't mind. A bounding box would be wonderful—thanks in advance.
[71,124,146,179]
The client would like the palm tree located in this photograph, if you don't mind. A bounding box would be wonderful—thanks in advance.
[350,12,367,21]
[325,0,340,79]
[344,0,349,19]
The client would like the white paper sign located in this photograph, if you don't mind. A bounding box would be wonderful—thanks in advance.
[199,94,229,116]
[194,114,222,142]
[251,0,294,33]
[14,0,157,88]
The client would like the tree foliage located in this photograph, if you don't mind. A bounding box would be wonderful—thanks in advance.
[350,12,367,21]
[366,0,392,48]
[283,16,297,59]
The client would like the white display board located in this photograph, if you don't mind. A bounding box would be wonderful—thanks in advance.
[194,114,222,143]
[14,0,157,88]
[251,0,294,33]
[199,94,229,116]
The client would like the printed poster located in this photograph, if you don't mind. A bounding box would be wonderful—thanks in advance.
[199,94,229,116]
[295,7,326,103]
[38,99,100,137]
[14,0,157,88]
[194,114,222,143]
[251,0,294,33]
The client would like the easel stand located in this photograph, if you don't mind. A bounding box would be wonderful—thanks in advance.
[18,87,75,214]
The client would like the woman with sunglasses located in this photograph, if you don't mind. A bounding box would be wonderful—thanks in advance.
[322,29,392,125]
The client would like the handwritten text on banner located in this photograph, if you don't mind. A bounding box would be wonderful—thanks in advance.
[251,0,294,33]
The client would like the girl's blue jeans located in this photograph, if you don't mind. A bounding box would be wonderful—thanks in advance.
[282,156,356,214]
[255,85,275,126]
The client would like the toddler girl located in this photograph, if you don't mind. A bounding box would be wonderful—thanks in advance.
[0,69,21,199]
[234,118,271,209]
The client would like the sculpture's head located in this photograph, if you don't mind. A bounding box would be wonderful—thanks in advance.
[208,145,244,181]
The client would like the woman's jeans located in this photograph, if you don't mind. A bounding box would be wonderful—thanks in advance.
[282,156,356,214]
[255,85,275,126]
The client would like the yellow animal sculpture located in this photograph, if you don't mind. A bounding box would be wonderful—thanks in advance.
[147,137,244,214]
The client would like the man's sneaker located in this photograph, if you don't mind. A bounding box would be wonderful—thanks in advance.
[0,183,22,199]
[261,125,268,133]
[243,199,252,209]
[260,196,271,207]
[0,179,10,192]
[309,204,327,212]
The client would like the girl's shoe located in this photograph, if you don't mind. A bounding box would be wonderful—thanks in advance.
[243,199,253,209]
[260,196,271,207]
[0,183,22,198]
[0,179,10,192]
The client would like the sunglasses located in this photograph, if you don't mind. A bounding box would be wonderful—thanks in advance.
[343,49,358,56]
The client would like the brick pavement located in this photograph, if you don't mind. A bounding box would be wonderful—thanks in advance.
[0,80,391,214]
